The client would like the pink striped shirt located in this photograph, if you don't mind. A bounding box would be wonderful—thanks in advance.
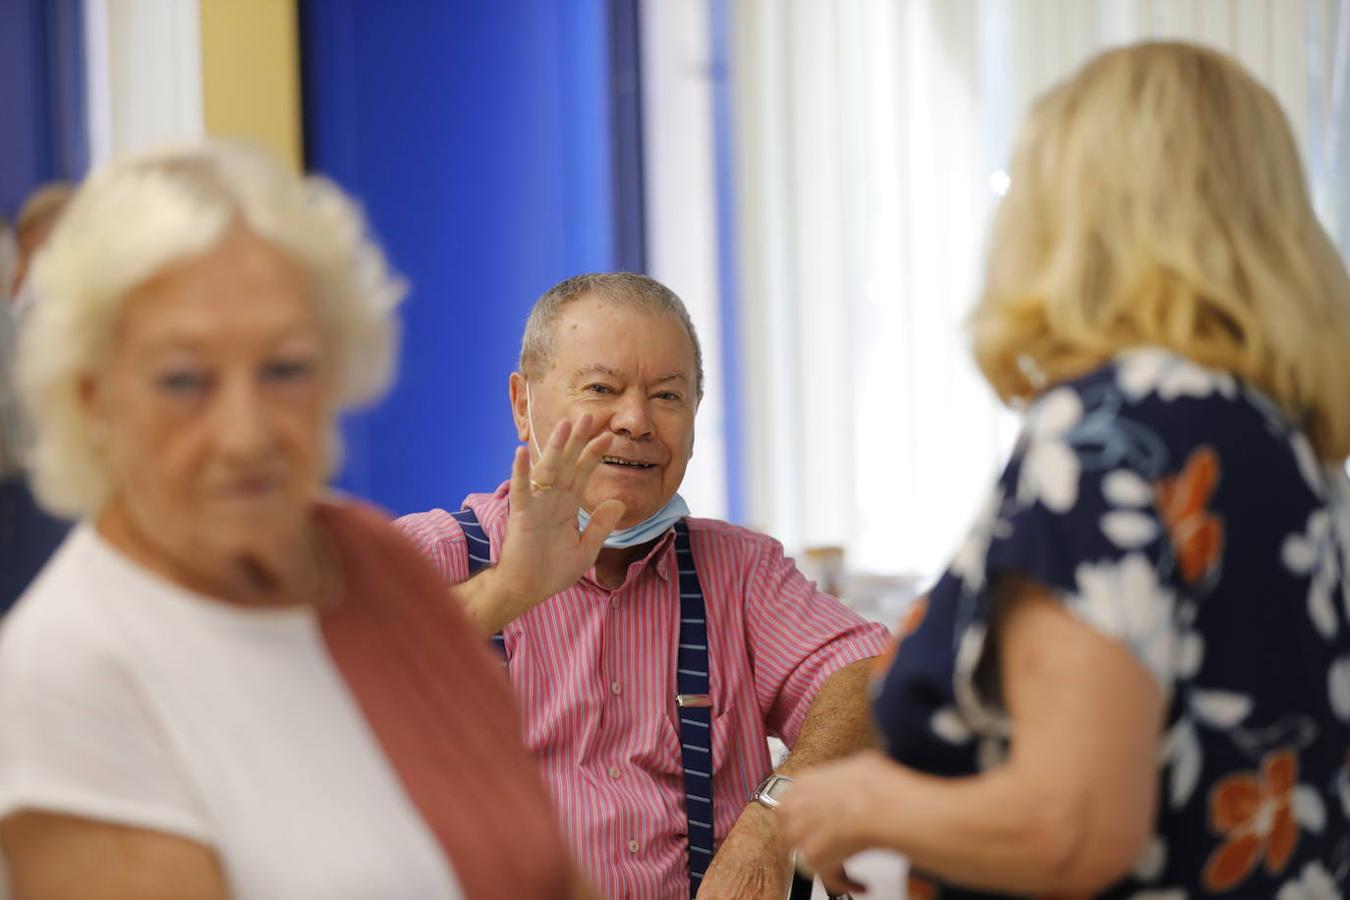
[396,485,889,899]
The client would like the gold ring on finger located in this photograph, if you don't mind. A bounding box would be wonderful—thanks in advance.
[529,478,555,492]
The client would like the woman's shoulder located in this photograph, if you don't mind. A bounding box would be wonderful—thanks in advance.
[315,496,442,577]
[0,528,121,675]
[1031,348,1311,479]
[0,528,159,745]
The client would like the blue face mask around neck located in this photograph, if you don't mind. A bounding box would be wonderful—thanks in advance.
[579,493,690,549]
[526,383,689,548]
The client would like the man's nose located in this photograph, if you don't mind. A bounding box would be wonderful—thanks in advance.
[608,390,654,439]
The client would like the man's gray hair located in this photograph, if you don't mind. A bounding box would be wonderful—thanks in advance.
[520,272,704,400]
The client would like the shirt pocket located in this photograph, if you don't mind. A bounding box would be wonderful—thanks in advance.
[655,699,738,779]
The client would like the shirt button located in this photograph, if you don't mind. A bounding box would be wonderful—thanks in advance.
[627,839,640,854]
[609,766,621,779]
[610,595,620,608]
[610,681,623,695]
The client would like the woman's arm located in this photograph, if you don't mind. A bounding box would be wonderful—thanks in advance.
[1,811,228,900]
[782,578,1163,896]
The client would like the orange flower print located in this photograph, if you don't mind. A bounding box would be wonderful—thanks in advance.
[1155,446,1224,584]
[906,873,940,900]
[870,595,929,680]
[1202,748,1301,892]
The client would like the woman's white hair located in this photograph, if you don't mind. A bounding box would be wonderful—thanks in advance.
[16,139,406,517]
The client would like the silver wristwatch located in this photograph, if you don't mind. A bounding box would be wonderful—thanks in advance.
[750,772,794,809]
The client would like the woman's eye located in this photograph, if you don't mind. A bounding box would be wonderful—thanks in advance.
[586,383,615,395]
[262,359,317,383]
[157,371,209,394]
[654,392,682,402]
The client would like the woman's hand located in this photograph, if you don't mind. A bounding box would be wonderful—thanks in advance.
[778,751,890,896]
[458,415,624,633]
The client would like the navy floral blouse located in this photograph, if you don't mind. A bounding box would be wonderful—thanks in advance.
[874,348,1350,899]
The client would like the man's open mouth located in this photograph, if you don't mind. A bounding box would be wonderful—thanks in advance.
[603,456,656,469]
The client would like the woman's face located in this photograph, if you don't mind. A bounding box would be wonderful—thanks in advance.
[87,229,333,583]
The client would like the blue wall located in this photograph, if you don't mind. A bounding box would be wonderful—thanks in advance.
[0,0,86,218]
[301,0,627,515]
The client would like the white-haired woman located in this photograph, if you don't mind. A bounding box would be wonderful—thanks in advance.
[0,142,614,899]
[780,42,1350,898]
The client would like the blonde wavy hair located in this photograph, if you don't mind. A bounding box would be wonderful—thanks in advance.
[16,140,406,517]
[971,41,1350,461]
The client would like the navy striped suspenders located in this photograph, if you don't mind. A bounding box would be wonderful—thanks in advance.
[449,507,507,658]
[454,509,716,896]
[671,520,715,896]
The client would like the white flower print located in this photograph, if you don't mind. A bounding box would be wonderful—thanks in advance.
[1104,469,1155,506]
[1283,510,1341,640]
[1161,717,1203,808]
[1291,431,1328,499]
[1131,835,1167,881]
[1116,347,1238,402]
[1161,688,1254,809]
[1100,469,1161,549]
[1017,387,1083,513]
[1329,657,1350,722]
[950,486,1011,594]
[1276,861,1343,900]
[1333,475,1350,623]
[928,706,1006,771]
[1069,554,1177,689]
[1172,599,1205,680]
[930,706,972,744]
[1294,784,1327,833]
[1191,689,1255,727]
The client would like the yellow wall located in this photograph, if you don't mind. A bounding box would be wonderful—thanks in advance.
[199,0,303,171]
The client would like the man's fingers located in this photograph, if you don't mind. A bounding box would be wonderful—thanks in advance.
[580,499,626,554]
[531,418,573,489]
[574,432,616,486]
[508,445,530,501]
[558,413,596,475]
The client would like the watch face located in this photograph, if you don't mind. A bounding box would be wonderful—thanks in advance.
[764,776,792,802]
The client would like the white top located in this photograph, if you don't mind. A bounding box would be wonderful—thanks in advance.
[0,525,463,900]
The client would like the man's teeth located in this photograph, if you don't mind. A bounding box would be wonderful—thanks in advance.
[603,456,652,468]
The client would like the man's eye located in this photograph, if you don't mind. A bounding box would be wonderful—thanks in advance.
[654,392,682,402]
[586,384,615,395]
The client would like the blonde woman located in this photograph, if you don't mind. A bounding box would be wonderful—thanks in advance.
[780,42,1350,898]
[0,142,612,899]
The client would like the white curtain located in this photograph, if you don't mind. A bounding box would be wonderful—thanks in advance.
[729,0,1349,581]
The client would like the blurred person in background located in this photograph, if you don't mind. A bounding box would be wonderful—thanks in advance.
[0,141,603,899]
[780,41,1350,898]
[9,181,75,318]
[397,272,891,899]
[1,186,76,614]
[0,217,14,302]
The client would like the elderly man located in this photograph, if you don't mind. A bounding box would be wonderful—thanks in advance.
[397,273,890,900]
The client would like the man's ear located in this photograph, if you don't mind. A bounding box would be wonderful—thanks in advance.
[508,371,530,443]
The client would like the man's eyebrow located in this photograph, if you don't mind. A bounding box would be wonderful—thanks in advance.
[569,366,690,386]
[572,365,624,381]
[650,373,690,386]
